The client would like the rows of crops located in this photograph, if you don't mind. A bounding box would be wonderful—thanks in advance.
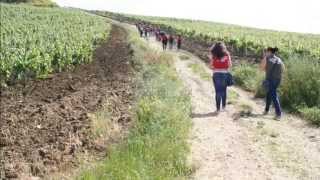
[0,4,110,86]
[97,11,320,60]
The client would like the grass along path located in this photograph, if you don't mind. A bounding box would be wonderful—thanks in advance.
[78,22,192,179]
[145,34,320,179]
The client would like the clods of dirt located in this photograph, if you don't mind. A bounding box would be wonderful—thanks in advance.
[0,25,133,179]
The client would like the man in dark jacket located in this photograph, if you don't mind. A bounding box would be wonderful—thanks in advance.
[260,47,285,120]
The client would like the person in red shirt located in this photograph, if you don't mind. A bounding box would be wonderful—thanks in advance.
[209,42,232,113]
[161,34,168,50]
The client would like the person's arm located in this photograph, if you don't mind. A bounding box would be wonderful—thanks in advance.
[208,53,214,70]
[227,54,232,68]
[260,56,267,71]
[209,58,215,70]
[209,45,215,70]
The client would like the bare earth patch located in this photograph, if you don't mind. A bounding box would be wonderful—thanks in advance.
[0,25,133,179]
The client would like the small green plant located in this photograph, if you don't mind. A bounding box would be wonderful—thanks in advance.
[179,54,190,60]
[88,103,118,138]
[227,89,239,104]
[254,80,267,98]
[232,64,266,97]
[299,107,320,126]
[239,103,253,112]
[238,101,254,117]
[188,63,211,81]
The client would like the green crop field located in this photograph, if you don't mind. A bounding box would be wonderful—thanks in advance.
[0,4,110,86]
[97,12,320,60]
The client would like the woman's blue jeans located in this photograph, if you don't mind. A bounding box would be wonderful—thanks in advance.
[265,79,282,116]
[213,73,228,111]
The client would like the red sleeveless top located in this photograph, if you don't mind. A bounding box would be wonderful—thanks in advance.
[211,55,231,70]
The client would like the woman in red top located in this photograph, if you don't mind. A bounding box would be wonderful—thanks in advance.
[210,42,232,112]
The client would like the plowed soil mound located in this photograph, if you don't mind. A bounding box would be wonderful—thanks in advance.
[0,25,133,179]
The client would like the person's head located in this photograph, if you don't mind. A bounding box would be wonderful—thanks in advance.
[266,47,279,56]
[211,42,228,59]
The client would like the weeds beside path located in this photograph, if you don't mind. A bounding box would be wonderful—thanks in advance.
[78,22,192,179]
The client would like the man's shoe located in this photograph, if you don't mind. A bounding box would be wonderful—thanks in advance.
[213,110,220,115]
[274,115,281,121]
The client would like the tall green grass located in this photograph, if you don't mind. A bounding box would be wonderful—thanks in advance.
[78,25,192,179]
[232,63,265,97]
[299,107,320,126]
[280,56,320,111]
[232,56,320,125]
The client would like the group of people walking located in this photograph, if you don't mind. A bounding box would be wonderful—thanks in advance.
[158,34,182,51]
[136,23,182,51]
[136,22,285,120]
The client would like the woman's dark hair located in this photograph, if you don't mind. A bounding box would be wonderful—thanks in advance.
[211,42,229,59]
[267,47,279,54]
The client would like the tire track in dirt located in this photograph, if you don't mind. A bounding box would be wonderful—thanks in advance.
[0,25,133,179]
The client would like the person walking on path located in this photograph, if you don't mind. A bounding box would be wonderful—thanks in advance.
[177,35,182,50]
[209,42,232,113]
[161,34,168,51]
[144,26,148,40]
[155,30,160,41]
[260,47,285,120]
[138,24,143,37]
[168,34,175,50]
[155,28,161,41]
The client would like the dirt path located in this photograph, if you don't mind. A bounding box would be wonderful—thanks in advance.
[0,25,133,179]
[144,36,320,180]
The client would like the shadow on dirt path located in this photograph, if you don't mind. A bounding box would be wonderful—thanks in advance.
[0,25,133,179]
